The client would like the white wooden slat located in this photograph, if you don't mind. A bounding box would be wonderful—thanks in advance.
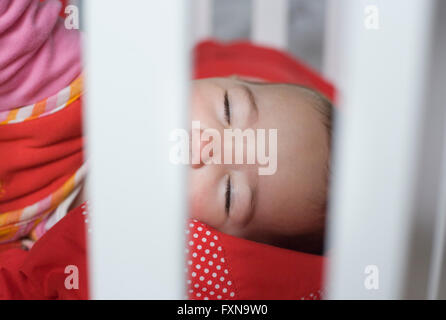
[425,0,446,299]
[324,0,436,299]
[404,0,446,299]
[429,131,446,299]
[84,0,189,299]
[251,0,288,49]
[192,0,213,45]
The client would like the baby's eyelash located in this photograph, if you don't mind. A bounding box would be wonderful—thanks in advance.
[224,91,231,125]
[225,175,231,215]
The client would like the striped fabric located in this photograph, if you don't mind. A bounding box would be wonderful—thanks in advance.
[0,76,86,243]
[0,163,87,244]
[0,76,83,125]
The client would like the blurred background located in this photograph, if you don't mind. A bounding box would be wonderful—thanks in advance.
[213,0,326,72]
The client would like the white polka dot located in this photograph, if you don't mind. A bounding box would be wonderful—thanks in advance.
[192,253,197,258]
[196,264,201,269]
[199,276,204,281]
[230,292,235,297]
[204,268,209,273]
[192,272,196,277]
[223,288,227,293]
[212,273,217,278]
[224,269,228,274]
[202,238,207,243]
[188,289,193,293]
[220,276,225,282]
[227,281,232,286]
[205,249,210,254]
[196,293,201,297]
[198,227,203,231]
[207,280,212,285]
[200,257,206,262]
[221,258,225,263]
[216,265,221,270]
[210,291,215,295]
[214,235,219,240]
[194,283,199,288]
[208,261,213,266]
[210,242,215,247]
[187,260,192,265]
[218,246,222,251]
[215,284,220,289]
[197,245,202,250]
[206,231,211,236]
[213,254,218,259]
[188,241,194,246]
[217,295,222,299]
[202,287,207,292]
[193,233,198,238]
[189,223,194,227]
[204,297,209,300]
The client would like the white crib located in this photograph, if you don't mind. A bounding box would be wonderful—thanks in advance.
[83,0,446,299]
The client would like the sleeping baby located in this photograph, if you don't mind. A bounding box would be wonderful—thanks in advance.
[188,77,332,255]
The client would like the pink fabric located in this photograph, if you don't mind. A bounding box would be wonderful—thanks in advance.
[0,0,81,111]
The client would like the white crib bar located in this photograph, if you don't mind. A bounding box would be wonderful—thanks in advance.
[251,0,288,50]
[84,0,188,299]
[192,0,213,45]
[429,127,446,299]
[425,0,446,299]
[324,0,438,299]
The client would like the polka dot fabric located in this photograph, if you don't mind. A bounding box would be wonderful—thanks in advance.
[184,219,324,300]
[185,219,236,300]
[300,290,323,300]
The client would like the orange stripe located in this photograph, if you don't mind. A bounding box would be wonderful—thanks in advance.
[0,109,19,124]
[62,174,76,200]
[0,209,23,231]
[27,99,47,120]
[65,78,83,107]
[71,77,83,96]
[5,209,23,225]
[0,225,20,241]
[50,174,76,210]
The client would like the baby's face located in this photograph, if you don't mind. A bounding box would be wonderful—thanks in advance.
[188,77,330,253]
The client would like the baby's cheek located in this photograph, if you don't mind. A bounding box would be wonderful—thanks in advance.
[188,195,204,221]
[189,191,225,229]
[189,191,212,224]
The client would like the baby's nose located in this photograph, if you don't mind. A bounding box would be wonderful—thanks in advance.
[190,129,214,169]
